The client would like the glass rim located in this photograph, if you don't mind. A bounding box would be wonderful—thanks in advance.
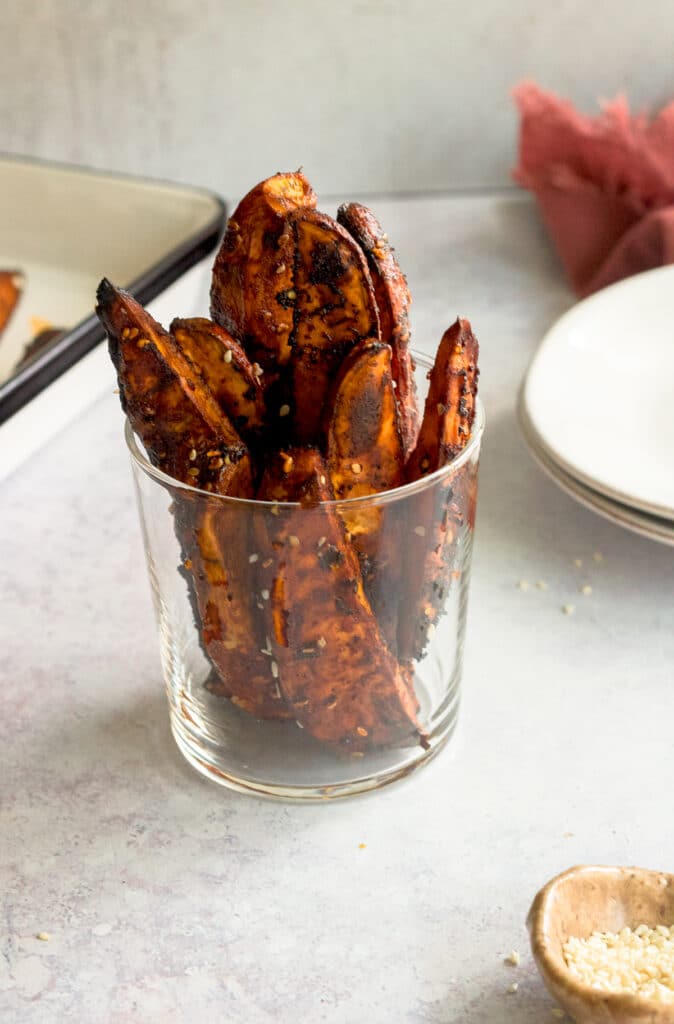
[124,349,485,511]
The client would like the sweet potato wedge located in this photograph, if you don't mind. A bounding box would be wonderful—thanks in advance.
[288,209,380,443]
[97,279,249,491]
[257,448,422,750]
[325,339,406,651]
[0,270,23,340]
[174,484,293,721]
[170,317,266,441]
[97,280,291,720]
[210,171,317,370]
[406,318,479,480]
[399,318,480,659]
[337,203,419,455]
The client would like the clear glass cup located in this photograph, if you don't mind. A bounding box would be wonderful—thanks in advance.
[126,353,484,800]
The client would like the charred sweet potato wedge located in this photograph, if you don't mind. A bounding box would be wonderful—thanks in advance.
[170,317,266,441]
[399,318,480,659]
[288,208,380,443]
[174,485,293,721]
[337,203,419,455]
[325,339,406,651]
[257,448,422,750]
[210,172,317,370]
[0,270,23,340]
[97,279,250,492]
[406,318,479,480]
[97,280,292,720]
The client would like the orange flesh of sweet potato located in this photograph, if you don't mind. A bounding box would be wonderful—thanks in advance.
[399,318,480,659]
[336,203,419,455]
[287,209,380,444]
[0,270,23,339]
[324,339,406,653]
[256,448,422,750]
[97,280,290,720]
[210,172,317,370]
[170,317,266,441]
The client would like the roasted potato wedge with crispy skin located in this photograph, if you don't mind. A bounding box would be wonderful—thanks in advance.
[399,318,480,659]
[175,484,293,722]
[210,172,317,370]
[288,209,380,443]
[325,339,406,652]
[257,448,422,750]
[406,318,479,480]
[170,317,266,441]
[0,270,23,340]
[97,280,290,720]
[337,203,419,455]
[97,279,249,492]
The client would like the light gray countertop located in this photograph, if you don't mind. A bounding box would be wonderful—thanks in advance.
[2,192,673,1023]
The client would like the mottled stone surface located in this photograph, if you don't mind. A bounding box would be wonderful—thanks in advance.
[2,194,673,1023]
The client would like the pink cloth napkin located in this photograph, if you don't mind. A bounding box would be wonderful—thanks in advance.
[513,82,674,296]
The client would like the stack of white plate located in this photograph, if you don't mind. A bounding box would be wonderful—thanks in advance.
[519,265,674,546]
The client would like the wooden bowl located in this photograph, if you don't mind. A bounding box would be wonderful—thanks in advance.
[527,865,674,1024]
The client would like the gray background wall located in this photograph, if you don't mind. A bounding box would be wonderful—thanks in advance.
[2,0,674,200]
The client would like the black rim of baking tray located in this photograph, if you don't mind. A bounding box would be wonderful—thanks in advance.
[0,153,227,426]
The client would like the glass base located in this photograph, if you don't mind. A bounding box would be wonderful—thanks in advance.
[169,686,460,802]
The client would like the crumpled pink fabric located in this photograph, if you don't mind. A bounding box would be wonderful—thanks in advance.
[513,82,674,296]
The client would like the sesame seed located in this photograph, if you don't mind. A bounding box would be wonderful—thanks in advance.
[184,559,192,570]
[351,751,364,758]
[271,504,280,516]
[563,923,674,999]
[505,950,520,966]
[317,536,326,547]
[420,457,430,471]
[506,983,518,994]
[261,589,270,601]
[392,380,397,389]
[327,698,338,710]
[113,388,120,395]
[128,327,139,340]
[282,455,294,473]
[270,661,279,678]
[248,553,259,563]
[517,580,530,591]
[223,349,233,364]
[276,263,286,274]
[206,449,220,457]
[296,720,304,729]
[436,403,444,415]
[317,636,327,648]
[288,535,300,547]
[427,623,435,638]
[224,454,231,464]
[593,551,603,563]
[121,327,131,339]
[286,289,296,300]
[573,558,583,568]
[262,558,272,569]
[536,580,548,590]
[562,604,575,615]
[36,932,50,941]
[137,337,149,348]
[580,584,592,596]
[351,462,362,474]
[279,404,290,417]
[414,525,426,537]
[188,448,197,461]
[210,457,224,469]
[320,475,327,485]
[187,467,200,477]
[356,726,368,737]
[252,362,264,377]
[257,602,264,610]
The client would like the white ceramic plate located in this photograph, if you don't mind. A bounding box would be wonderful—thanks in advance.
[522,265,674,520]
[519,400,674,547]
